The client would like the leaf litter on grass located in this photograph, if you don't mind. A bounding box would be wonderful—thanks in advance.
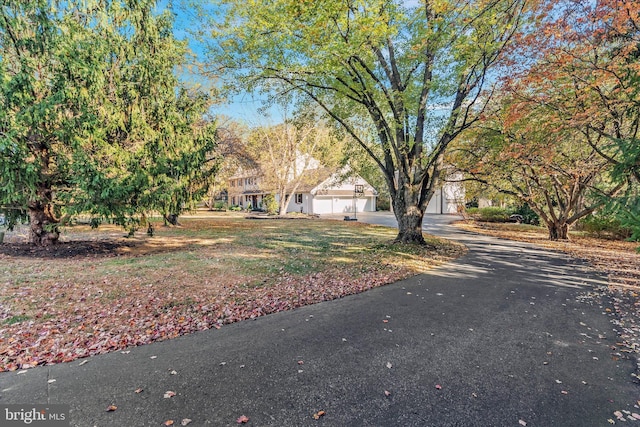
[0,216,465,371]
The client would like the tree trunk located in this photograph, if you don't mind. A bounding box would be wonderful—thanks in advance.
[547,221,569,241]
[28,202,60,246]
[278,191,290,216]
[392,194,427,245]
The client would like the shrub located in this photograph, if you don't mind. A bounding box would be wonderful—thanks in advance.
[513,203,540,225]
[262,194,279,215]
[468,206,511,222]
[576,214,633,240]
[376,196,391,211]
[466,207,479,216]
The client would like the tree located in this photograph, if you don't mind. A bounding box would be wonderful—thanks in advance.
[0,0,218,245]
[201,118,250,210]
[452,95,624,240]
[202,0,538,243]
[246,119,341,215]
[507,0,640,240]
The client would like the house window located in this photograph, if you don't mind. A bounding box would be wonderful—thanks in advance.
[295,193,303,204]
[230,180,235,187]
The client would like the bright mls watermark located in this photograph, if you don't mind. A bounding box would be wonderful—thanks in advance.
[1,405,69,426]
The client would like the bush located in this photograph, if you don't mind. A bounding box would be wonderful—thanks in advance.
[513,203,540,225]
[262,194,279,215]
[576,214,633,240]
[376,196,391,211]
[229,205,242,211]
[213,201,227,211]
[467,206,511,222]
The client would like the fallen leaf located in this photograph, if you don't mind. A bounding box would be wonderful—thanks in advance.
[150,356,157,359]
[313,410,326,420]
[386,362,392,369]
[164,391,176,399]
[298,360,304,365]
[164,421,174,426]
[134,388,143,394]
[78,360,89,366]
[236,415,249,424]
[170,370,178,375]
[519,420,527,426]
[383,319,389,323]
[384,390,391,397]
[47,379,56,384]
[435,384,442,390]
[561,390,568,395]
[106,405,117,412]
[181,419,192,426]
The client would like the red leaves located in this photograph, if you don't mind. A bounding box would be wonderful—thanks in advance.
[0,219,464,372]
[236,415,249,424]
[105,405,117,412]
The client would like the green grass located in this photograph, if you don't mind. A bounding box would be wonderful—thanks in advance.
[3,315,30,325]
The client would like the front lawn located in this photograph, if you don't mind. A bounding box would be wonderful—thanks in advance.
[0,214,465,371]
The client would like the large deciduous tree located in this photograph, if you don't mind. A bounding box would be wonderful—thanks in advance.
[452,95,624,240]
[0,0,218,245]
[506,0,640,240]
[203,0,538,243]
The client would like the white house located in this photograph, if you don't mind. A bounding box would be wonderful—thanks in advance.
[227,167,378,215]
[227,164,464,215]
[424,179,466,214]
[301,173,377,215]
[388,171,465,215]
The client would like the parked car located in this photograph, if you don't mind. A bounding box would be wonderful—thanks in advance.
[508,214,524,223]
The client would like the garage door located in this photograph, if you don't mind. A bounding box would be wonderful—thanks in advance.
[312,197,333,214]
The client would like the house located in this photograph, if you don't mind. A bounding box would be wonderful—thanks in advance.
[424,178,466,214]
[389,171,465,215]
[227,167,378,215]
[227,164,464,215]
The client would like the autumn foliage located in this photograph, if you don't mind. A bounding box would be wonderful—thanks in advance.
[0,217,464,372]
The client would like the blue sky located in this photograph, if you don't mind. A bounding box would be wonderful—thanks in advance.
[158,1,281,125]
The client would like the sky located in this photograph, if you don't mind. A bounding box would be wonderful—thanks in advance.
[158,1,281,125]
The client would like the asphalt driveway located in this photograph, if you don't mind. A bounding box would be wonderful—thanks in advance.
[1,213,638,426]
